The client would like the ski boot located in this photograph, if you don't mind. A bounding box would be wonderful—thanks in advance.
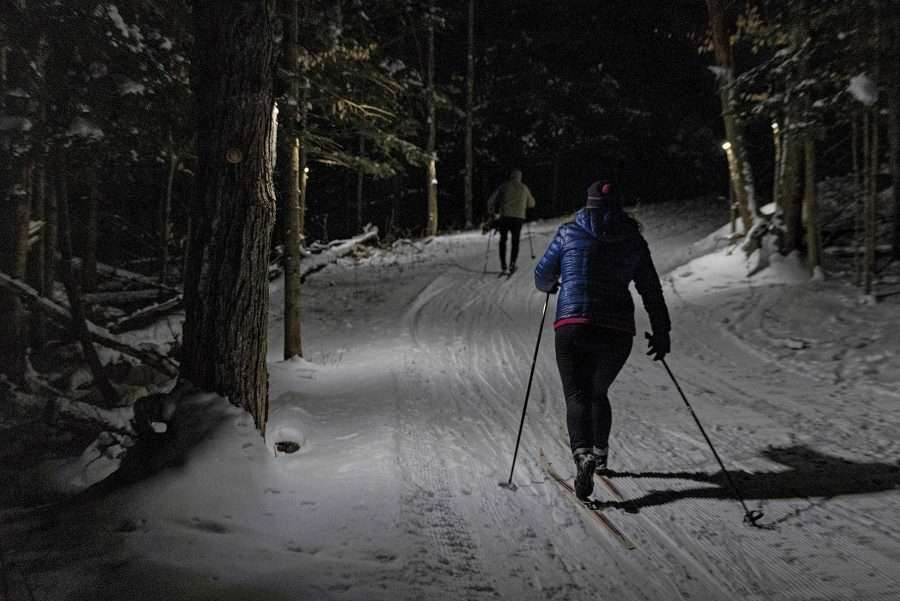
[592,446,609,475]
[573,449,597,500]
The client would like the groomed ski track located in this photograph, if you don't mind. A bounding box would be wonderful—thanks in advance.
[266,204,900,600]
[338,209,899,601]
[16,203,900,601]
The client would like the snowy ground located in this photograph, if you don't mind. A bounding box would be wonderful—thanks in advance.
[4,199,900,601]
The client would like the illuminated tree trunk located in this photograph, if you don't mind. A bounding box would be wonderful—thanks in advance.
[864,110,878,295]
[803,140,821,274]
[184,0,278,432]
[424,2,438,237]
[464,0,475,228]
[888,13,900,260]
[706,0,755,231]
[283,0,303,360]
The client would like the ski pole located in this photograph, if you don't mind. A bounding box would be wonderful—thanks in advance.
[500,291,551,490]
[527,221,536,260]
[651,340,763,526]
[482,230,494,274]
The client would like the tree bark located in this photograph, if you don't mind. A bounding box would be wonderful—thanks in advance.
[424,2,438,237]
[0,164,31,383]
[161,145,177,286]
[184,0,278,432]
[28,163,47,348]
[706,0,755,230]
[781,128,802,254]
[0,270,178,378]
[81,166,100,293]
[356,135,365,233]
[464,0,475,228]
[889,13,900,261]
[283,0,303,360]
[864,109,878,295]
[55,158,121,407]
[803,140,821,274]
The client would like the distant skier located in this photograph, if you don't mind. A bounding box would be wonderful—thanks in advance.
[534,162,671,500]
[487,169,536,275]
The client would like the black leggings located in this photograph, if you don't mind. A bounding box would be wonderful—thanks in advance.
[497,217,524,269]
[554,324,633,455]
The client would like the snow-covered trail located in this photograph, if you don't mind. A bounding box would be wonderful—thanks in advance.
[6,203,900,600]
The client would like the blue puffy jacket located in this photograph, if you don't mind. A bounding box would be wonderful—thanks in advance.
[534,207,670,335]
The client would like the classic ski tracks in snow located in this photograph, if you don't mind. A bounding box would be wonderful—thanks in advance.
[389,219,900,600]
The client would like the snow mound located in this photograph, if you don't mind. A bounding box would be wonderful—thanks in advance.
[671,239,809,301]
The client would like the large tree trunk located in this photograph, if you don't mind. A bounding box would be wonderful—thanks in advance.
[781,127,803,253]
[184,0,278,432]
[283,0,303,360]
[56,157,121,408]
[706,0,755,231]
[424,3,438,237]
[464,0,475,229]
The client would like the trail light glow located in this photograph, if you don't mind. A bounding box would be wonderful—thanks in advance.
[721,141,732,151]
[771,122,779,131]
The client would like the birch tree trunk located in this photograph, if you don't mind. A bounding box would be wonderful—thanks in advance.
[706,0,755,230]
[184,0,279,432]
[464,0,475,228]
[424,3,438,237]
[283,0,303,360]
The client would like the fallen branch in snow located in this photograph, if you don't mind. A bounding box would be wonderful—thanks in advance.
[94,261,182,294]
[37,391,136,436]
[300,227,379,282]
[66,256,182,294]
[0,271,179,378]
[108,294,183,333]
[824,244,893,257]
[82,289,168,305]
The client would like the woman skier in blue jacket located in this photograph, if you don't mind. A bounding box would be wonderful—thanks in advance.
[534,164,671,500]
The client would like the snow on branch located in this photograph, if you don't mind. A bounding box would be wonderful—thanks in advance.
[0,270,178,378]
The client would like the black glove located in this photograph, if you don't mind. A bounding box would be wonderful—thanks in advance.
[549,281,560,294]
[645,331,670,361]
